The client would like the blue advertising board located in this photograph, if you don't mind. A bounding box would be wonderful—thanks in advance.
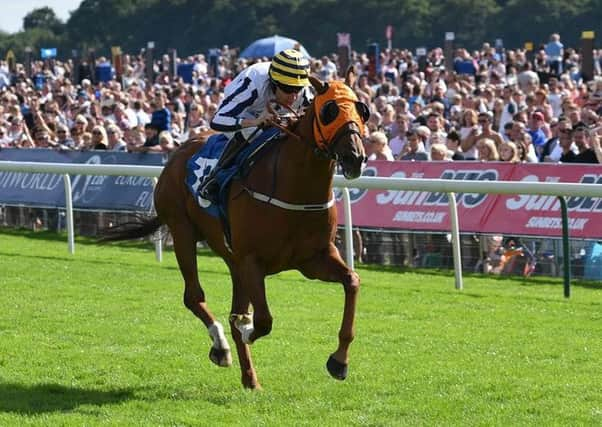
[0,149,166,212]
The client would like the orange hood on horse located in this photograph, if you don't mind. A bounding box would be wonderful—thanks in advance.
[313,81,366,150]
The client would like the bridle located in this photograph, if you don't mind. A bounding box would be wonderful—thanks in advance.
[312,120,363,161]
[266,99,365,162]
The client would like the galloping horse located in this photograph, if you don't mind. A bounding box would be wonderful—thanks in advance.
[102,72,368,389]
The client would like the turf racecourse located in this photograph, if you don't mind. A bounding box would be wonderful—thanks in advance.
[1,230,602,426]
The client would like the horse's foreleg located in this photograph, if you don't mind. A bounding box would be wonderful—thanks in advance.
[299,243,360,380]
[171,223,231,367]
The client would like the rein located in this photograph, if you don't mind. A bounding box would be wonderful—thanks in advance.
[266,101,301,142]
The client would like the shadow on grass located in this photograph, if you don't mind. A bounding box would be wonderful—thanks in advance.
[356,262,602,291]
[1,227,154,250]
[4,229,601,290]
[0,228,224,259]
[0,249,229,278]
[0,229,226,273]
[0,382,134,414]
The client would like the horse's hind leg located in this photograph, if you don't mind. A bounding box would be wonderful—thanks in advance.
[170,221,232,367]
[298,243,360,381]
[228,267,261,389]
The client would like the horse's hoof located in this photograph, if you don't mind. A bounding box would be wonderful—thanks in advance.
[243,381,262,391]
[209,347,232,367]
[326,354,348,380]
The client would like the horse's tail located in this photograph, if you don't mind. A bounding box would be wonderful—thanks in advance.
[98,215,163,242]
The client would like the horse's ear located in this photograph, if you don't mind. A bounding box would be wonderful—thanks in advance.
[344,65,358,88]
[309,75,328,95]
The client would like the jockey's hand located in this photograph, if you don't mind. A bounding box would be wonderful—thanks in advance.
[255,109,278,128]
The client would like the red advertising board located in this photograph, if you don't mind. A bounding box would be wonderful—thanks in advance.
[336,161,602,239]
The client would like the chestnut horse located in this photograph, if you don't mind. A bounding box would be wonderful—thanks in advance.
[102,74,368,389]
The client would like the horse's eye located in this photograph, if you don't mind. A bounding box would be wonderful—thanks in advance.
[320,100,339,125]
[355,102,370,122]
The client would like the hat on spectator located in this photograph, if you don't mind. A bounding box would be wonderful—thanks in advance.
[532,112,545,121]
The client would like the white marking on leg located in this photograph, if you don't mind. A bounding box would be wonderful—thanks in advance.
[232,314,254,344]
[208,321,230,350]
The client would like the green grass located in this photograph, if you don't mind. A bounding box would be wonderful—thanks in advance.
[1,229,602,426]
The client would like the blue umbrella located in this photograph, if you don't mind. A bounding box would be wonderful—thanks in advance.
[239,35,311,59]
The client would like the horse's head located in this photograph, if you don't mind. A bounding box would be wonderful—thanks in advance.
[309,71,369,179]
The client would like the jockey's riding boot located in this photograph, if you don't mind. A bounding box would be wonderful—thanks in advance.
[199,133,247,203]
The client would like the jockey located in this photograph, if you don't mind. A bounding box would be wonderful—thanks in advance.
[199,48,313,203]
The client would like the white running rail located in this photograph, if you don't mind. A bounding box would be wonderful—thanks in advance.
[2,160,602,291]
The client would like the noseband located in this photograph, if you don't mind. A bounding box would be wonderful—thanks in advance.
[313,120,363,161]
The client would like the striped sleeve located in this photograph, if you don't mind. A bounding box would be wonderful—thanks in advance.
[210,76,258,132]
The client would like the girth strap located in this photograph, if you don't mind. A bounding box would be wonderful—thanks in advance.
[241,185,336,211]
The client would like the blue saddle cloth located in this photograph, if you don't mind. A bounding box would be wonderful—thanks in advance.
[185,128,280,218]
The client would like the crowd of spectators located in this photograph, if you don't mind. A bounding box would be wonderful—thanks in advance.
[0,33,601,164]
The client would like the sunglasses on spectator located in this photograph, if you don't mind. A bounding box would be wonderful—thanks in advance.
[92,130,102,135]
[559,129,571,134]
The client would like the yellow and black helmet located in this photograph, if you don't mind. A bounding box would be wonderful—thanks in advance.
[269,49,310,87]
